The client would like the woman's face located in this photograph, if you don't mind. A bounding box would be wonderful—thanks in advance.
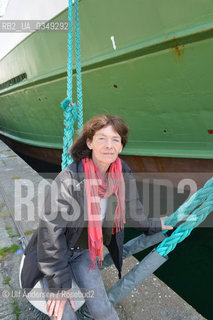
[86,125,123,167]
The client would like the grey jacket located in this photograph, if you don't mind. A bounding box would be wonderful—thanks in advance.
[21,159,162,292]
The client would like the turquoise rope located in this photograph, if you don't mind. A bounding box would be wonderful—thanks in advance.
[157,177,213,256]
[67,0,73,100]
[61,0,83,169]
[74,0,83,134]
[162,177,213,230]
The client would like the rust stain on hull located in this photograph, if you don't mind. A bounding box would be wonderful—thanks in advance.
[171,44,185,61]
[175,45,184,57]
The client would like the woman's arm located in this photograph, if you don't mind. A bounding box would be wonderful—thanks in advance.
[37,169,75,291]
[37,169,77,318]
[123,163,173,234]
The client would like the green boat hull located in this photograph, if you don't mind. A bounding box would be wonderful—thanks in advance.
[1,0,213,160]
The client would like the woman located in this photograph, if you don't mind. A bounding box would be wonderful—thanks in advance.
[21,114,173,320]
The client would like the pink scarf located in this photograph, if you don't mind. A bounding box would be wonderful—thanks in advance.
[82,157,125,270]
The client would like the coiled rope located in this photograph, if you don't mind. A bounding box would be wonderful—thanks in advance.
[61,0,83,170]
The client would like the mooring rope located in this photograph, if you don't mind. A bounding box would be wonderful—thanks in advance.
[157,177,213,256]
[61,0,83,170]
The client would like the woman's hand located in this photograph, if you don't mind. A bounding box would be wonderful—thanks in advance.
[160,216,173,231]
[46,289,75,320]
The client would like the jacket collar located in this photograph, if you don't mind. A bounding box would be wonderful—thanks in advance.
[66,160,85,185]
[66,158,130,185]
[67,158,129,173]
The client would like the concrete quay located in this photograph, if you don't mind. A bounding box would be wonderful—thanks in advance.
[0,139,206,320]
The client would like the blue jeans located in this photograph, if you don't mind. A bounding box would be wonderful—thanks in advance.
[42,248,119,320]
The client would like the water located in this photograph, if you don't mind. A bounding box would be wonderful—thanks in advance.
[19,153,212,319]
[125,227,212,320]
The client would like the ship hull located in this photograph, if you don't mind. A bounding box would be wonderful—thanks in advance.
[1,1,213,164]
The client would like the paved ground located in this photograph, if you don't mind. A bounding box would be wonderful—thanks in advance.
[0,139,206,320]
